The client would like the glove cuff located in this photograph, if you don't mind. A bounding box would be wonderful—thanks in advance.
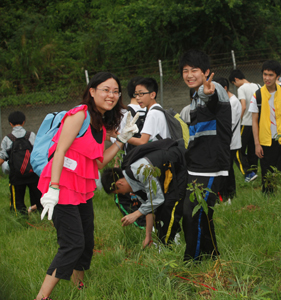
[117,135,126,144]
[49,185,60,191]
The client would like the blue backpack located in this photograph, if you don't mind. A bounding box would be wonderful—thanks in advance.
[30,108,90,176]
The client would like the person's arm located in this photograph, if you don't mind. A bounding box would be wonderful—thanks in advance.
[121,209,143,226]
[50,110,85,186]
[97,112,140,169]
[0,137,10,164]
[96,140,124,169]
[127,133,150,146]
[143,213,153,248]
[240,99,246,120]
[252,112,263,158]
[121,158,165,225]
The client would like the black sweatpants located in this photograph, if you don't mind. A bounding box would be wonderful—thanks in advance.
[155,166,187,245]
[155,187,184,245]
[9,181,42,214]
[183,175,223,261]
[47,199,94,280]
[260,140,281,193]
[235,125,258,175]
[219,150,237,200]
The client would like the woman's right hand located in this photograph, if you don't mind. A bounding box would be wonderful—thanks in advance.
[40,186,60,220]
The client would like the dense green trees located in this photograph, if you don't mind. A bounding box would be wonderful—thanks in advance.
[1,0,281,98]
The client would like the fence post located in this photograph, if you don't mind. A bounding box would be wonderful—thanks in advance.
[85,69,89,85]
[158,60,164,107]
[231,50,237,95]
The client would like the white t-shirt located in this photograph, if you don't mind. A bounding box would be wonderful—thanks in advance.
[141,103,171,141]
[249,91,277,138]
[238,83,260,126]
[229,94,242,150]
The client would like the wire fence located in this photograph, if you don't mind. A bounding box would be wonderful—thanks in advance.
[0,49,271,140]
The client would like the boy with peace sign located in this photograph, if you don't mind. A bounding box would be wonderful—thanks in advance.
[179,50,232,262]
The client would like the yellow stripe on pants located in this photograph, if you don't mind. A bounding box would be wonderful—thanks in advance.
[10,183,17,216]
[165,201,179,244]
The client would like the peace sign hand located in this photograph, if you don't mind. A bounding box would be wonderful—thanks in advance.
[117,111,140,143]
[202,72,215,95]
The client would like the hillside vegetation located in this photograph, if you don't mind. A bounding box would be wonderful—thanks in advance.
[1,0,281,99]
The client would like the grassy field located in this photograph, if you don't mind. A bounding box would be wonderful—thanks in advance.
[0,166,281,300]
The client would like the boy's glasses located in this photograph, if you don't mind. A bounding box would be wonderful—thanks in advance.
[133,92,150,98]
[96,88,121,97]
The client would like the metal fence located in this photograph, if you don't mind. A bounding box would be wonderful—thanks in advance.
[0,49,269,140]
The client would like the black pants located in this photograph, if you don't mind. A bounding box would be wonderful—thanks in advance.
[47,199,94,280]
[234,126,258,175]
[9,181,42,214]
[155,186,184,245]
[260,140,281,193]
[183,175,223,261]
[155,164,187,245]
[219,150,237,200]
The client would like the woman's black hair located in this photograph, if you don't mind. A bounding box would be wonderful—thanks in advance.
[81,72,125,132]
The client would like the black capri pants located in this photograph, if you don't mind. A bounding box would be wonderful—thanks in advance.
[47,199,94,280]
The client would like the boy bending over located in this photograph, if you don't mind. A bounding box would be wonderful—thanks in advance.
[102,139,187,248]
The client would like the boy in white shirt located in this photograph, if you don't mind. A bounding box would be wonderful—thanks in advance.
[229,69,260,182]
[215,77,242,203]
[127,77,171,146]
[248,60,281,193]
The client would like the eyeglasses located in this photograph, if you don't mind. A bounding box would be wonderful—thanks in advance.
[96,88,121,97]
[133,92,150,98]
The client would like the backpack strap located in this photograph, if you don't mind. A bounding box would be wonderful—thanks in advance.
[127,105,147,118]
[150,106,164,140]
[127,105,136,117]
[7,131,31,142]
[256,88,261,114]
[24,131,31,140]
[7,133,16,142]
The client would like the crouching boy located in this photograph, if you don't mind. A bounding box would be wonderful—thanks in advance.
[102,139,187,248]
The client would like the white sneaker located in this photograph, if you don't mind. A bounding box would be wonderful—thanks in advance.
[174,233,181,245]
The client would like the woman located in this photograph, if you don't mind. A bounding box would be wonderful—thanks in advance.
[35,72,138,300]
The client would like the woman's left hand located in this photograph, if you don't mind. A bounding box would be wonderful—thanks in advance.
[117,112,139,143]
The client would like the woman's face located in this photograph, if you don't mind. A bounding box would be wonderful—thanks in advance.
[90,78,120,114]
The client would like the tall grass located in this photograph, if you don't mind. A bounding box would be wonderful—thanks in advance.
[0,166,281,300]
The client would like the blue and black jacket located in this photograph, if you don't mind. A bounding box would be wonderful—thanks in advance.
[187,82,232,173]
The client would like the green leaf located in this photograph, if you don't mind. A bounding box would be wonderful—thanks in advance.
[192,204,201,217]
[189,192,195,203]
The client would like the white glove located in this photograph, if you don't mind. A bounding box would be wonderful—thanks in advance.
[117,111,139,143]
[1,161,10,175]
[40,186,60,220]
